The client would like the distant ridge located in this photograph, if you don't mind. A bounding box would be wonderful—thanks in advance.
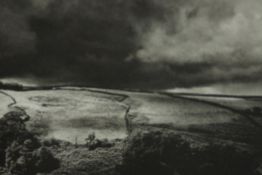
[1,81,262,99]
[0,81,24,90]
[164,92,262,99]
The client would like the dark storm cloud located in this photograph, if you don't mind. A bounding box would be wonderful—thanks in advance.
[0,0,35,56]
[0,0,262,89]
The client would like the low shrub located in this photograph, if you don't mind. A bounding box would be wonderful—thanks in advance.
[119,129,259,175]
[0,111,60,175]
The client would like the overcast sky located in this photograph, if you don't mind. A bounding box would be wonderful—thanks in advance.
[1,0,262,92]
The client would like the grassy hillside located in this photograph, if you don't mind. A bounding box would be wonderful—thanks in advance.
[1,87,262,145]
[1,87,262,175]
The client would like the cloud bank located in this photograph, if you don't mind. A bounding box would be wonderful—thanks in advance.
[0,0,262,89]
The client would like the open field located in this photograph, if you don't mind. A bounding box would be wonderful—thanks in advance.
[1,89,127,143]
[178,94,262,111]
[1,87,261,146]
[1,87,262,175]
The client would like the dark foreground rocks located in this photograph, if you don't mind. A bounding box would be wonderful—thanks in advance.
[118,128,262,175]
[0,111,59,175]
[1,109,262,175]
[1,110,261,175]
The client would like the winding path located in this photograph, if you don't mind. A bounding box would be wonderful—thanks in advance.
[0,90,16,107]
[0,90,30,119]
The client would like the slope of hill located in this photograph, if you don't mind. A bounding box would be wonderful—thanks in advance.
[1,87,262,175]
[1,87,261,145]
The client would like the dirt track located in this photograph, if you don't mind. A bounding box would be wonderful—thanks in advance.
[0,90,30,119]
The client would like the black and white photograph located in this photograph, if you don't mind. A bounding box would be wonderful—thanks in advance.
[0,0,262,175]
